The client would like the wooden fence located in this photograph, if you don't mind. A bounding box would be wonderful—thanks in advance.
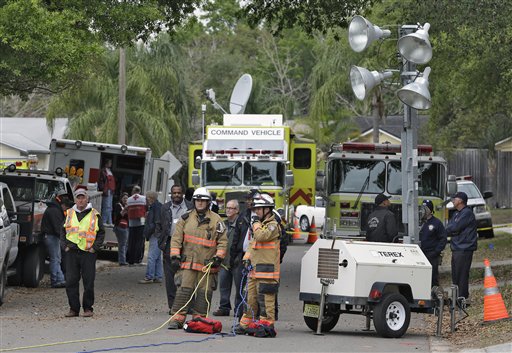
[442,149,511,208]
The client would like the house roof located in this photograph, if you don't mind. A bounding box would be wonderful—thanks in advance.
[352,115,430,143]
[0,117,68,154]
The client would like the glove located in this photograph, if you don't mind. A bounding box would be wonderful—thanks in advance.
[242,259,251,270]
[210,256,222,268]
[170,256,181,272]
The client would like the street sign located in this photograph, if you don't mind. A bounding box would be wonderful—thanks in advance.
[160,151,182,177]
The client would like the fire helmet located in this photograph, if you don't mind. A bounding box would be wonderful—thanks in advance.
[252,193,274,208]
[192,187,211,201]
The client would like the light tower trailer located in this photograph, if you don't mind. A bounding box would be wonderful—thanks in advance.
[300,238,454,338]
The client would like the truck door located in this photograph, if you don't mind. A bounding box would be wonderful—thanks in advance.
[148,158,170,203]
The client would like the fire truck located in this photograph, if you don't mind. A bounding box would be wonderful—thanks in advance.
[188,114,316,220]
[318,142,456,239]
[0,155,38,170]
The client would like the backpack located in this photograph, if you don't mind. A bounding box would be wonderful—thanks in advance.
[183,317,222,334]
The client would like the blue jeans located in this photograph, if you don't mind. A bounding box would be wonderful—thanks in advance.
[114,226,129,265]
[145,235,162,280]
[101,192,113,225]
[218,264,244,316]
[44,235,65,285]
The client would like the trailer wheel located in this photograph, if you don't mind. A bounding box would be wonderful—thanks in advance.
[0,262,6,306]
[300,216,310,232]
[373,293,410,338]
[22,245,44,288]
[303,303,340,333]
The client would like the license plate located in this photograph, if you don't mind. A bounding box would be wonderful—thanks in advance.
[303,303,320,318]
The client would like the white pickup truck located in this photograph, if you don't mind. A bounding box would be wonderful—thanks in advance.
[295,196,326,232]
[0,182,19,305]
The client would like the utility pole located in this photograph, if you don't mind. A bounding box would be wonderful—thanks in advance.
[118,47,126,145]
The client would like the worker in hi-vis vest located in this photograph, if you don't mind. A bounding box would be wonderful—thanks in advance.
[61,188,105,318]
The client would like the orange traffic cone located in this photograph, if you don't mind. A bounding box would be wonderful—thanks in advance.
[306,216,318,244]
[483,258,510,324]
[292,213,301,240]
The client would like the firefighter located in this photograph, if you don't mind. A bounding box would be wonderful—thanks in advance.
[167,187,228,329]
[235,193,280,336]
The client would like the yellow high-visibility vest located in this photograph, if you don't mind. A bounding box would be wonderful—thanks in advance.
[64,208,100,251]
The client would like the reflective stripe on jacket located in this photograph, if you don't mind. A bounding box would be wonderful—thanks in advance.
[170,209,227,273]
[243,215,280,280]
[64,208,100,251]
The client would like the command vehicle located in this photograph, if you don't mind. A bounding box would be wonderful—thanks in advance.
[0,182,19,304]
[318,142,456,239]
[188,114,316,222]
[0,167,77,287]
[49,139,171,247]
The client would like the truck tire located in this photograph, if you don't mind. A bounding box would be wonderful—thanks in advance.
[7,255,23,286]
[373,293,411,338]
[300,216,310,232]
[0,262,6,306]
[479,229,494,239]
[303,302,340,333]
[22,245,44,288]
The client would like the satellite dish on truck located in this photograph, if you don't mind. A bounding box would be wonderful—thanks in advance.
[229,74,252,114]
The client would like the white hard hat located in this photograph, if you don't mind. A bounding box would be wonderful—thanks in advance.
[252,193,274,208]
[192,187,211,201]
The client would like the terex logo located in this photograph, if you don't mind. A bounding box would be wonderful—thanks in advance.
[377,251,404,258]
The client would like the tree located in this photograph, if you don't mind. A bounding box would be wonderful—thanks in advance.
[0,0,200,97]
[241,0,378,36]
[46,35,194,157]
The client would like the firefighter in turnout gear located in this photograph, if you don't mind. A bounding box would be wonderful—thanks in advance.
[235,193,280,336]
[168,187,228,329]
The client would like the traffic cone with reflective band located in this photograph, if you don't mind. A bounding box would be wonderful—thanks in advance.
[483,258,510,324]
[306,216,318,244]
[292,213,301,240]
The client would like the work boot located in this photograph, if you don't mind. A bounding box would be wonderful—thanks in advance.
[65,310,79,318]
[213,308,230,316]
[233,324,247,335]
[168,320,184,330]
[82,310,94,317]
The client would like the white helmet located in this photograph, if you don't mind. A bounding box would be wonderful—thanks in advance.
[192,187,211,201]
[252,193,274,208]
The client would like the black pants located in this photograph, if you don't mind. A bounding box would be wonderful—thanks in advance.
[451,250,474,299]
[425,252,440,287]
[65,249,97,312]
[162,238,177,309]
[127,226,145,264]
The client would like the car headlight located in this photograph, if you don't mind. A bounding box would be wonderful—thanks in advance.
[473,205,487,214]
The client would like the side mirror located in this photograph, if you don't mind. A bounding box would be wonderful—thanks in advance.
[446,174,457,196]
[285,170,294,187]
[194,156,201,170]
[191,170,200,187]
[483,191,493,199]
[316,170,325,192]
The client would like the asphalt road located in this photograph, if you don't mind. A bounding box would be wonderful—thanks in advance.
[0,242,433,353]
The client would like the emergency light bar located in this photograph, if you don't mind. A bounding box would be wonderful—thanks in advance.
[456,175,472,181]
[204,149,284,156]
[332,142,433,155]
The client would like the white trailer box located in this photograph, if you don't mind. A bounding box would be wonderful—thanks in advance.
[300,239,432,302]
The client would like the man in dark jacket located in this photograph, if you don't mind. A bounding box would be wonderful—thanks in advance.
[41,192,68,288]
[446,191,477,301]
[156,185,192,313]
[61,188,105,317]
[366,193,398,243]
[419,200,447,287]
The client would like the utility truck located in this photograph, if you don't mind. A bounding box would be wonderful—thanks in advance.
[188,114,316,221]
[318,142,457,239]
[49,139,171,247]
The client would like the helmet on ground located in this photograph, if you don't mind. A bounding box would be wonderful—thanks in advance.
[192,187,211,201]
[252,193,274,208]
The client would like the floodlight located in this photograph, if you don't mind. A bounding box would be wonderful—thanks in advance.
[397,67,432,110]
[398,23,432,64]
[350,66,393,101]
[348,15,391,52]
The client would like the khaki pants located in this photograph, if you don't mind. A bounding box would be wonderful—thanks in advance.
[170,269,217,321]
[240,277,278,326]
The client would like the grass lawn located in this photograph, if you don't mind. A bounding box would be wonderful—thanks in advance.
[490,208,512,225]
